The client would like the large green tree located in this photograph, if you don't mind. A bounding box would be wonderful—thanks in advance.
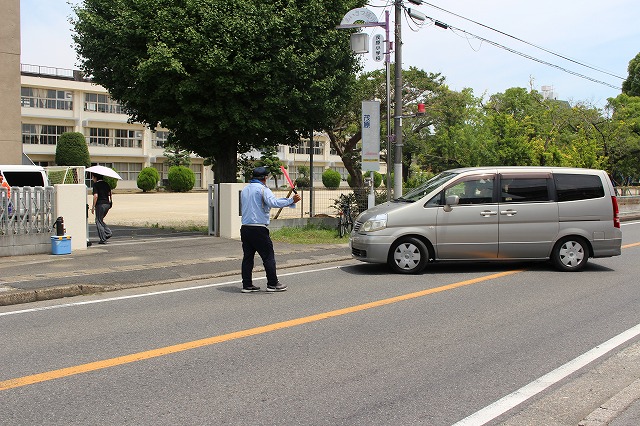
[605,94,640,182]
[72,0,364,182]
[324,66,446,187]
[622,52,640,97]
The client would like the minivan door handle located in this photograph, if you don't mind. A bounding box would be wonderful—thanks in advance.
[480,210,498,217]
[500,209,518,216]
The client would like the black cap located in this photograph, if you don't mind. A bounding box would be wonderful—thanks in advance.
[252,167,269,179]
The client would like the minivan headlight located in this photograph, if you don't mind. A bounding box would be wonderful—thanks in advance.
[362,214,387,232]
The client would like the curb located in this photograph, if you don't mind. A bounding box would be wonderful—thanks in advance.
[0,255,353,307]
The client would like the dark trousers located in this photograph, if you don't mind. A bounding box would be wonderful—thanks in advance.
[240,225,278,288]
[95,203,112,242]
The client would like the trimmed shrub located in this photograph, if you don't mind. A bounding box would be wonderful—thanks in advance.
[167,165,195,192]
[55,132,90,167]
[104,173,118,190]
[294,165,310,188]
[322,169,341,189]
[348,171,383,188]
[137,167,160,192]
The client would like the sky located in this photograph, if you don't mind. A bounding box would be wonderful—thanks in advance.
[20,0,639,109]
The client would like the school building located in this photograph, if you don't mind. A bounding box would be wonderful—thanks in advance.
[19,64,350,189]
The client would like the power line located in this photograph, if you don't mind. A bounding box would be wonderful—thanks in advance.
[422,1,625,81]
[417,12,621,90]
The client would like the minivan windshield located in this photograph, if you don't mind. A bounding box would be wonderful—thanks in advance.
[397,171,458,202]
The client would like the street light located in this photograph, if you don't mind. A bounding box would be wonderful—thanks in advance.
[337,8,393,200]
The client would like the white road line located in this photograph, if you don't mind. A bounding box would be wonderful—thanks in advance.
[0,265,344,317]
[453,322,640,425]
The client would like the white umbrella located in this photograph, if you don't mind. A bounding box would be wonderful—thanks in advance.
[86,165,123,180]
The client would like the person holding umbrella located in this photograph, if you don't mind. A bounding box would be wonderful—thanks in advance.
[90,173,113,244]
[240,166,301,293]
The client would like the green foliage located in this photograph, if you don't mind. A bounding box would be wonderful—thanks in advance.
[72,0,365,183]
[137,167,160,192]
[104,173,118,190]
[163,134,191,167]
[622,52,640,97]
[55,132,90,167]
[255,146,283,186]
[405,165,434,189]
[167,165,195,192]
[348,171,383,188]
[322,169,341,189]
[294,165,310,188]
[605,94,640,181]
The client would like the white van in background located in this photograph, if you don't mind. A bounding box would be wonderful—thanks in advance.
[0,165,50,187]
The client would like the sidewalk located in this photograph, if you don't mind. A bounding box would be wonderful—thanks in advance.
[0,229,352,305]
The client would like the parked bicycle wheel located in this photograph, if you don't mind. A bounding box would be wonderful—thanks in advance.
[338,212,347,238]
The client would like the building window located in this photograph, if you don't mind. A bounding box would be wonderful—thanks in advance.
[88,128,110,146]
[114,129,143,148]
[21,87,73,110]
[331,166,349,180]
[288,141,323,155]
[189,164,202,188]
[84,93,124,114]
[112,162,143,181]
[153,130,169,148]
[22,123,70,145]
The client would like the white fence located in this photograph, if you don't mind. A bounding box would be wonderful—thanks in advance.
[0,186,55,236]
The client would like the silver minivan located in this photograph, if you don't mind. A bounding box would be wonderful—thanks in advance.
[350,167,622,273]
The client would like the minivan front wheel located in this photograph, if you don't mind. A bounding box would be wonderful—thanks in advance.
[388,237,428,274]
[551,236,589,272]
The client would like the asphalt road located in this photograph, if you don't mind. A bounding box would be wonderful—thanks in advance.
[1,221,639,425]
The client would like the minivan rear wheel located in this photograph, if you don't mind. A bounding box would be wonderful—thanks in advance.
[551,236,589,272]
[388,237,428,274]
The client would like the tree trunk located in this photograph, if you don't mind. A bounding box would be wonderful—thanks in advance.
[213,144,238,183]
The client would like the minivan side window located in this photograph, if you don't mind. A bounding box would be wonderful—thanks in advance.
[554,173,604,201]
[445,177,494,205]
[500,176,551,203]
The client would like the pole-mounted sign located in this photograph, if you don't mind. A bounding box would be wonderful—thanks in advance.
[361,100,381,172]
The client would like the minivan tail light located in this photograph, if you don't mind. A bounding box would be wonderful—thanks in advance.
[612,196,620,228]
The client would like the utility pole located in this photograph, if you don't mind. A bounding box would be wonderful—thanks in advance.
[393,0,403,198]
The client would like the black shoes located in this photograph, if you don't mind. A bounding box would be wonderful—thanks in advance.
[241,283,288,293]
[266,283,287,292]
[98,240,107,245]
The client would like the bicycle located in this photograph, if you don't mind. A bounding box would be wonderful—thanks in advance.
[337,201,354,238]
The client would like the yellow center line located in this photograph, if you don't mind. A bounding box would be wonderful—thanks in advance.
[623,242,640,249]
[0,270,522,391]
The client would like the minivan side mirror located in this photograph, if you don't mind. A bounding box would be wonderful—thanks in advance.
[444,194,459,212]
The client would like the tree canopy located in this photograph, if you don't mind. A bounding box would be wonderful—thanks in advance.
[72,0,365,182]
[622,52,640,97]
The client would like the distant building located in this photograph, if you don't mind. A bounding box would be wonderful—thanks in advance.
[20,64,350,189]
[541,85,556,100]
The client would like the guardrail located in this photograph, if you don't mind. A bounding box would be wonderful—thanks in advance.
[0,187,56,236]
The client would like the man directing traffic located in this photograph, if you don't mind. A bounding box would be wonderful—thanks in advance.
[240,166,301,293]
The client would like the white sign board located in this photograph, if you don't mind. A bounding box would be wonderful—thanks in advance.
[373,34,383,62]
[361,100,381,171]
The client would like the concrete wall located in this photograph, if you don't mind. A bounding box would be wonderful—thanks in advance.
[54,184,88,251]
[0,0,22,164]
[0,233,50,257]
[218,183,243,239]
